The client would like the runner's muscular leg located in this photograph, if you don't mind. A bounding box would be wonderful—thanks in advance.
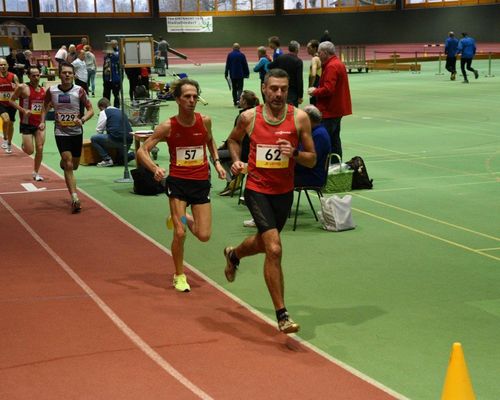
[189,202,212,242]
[260,228,285,310]
[60,151,77,195]
[169,197,188,275]
[33,129,46,173]
[1,114,13,143]
[22,134,34,155]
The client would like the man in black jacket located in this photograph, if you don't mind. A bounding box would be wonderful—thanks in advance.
[267,41,303,106]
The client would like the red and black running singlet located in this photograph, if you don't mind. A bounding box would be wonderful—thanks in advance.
[166,113,209,180]
[0,72,16,105]
[21,85,45,126]
[246,104,299,195]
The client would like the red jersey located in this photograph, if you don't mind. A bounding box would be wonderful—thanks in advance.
[20,84,45,126]
[313,55,352,119]
[0,72,16,106]
[246,104,299,195]
[167,113,209,180]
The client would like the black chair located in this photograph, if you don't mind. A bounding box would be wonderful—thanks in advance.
[291,153,336,231]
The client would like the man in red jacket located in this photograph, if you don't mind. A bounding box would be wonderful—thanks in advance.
[307,41,351,161]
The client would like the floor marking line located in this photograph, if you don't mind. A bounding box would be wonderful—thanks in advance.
[67,187,409,400]
[0,195,214,400]
[476,247,500,252]
[0,188,66,195]
[352,193,500,242]
[353,207,500,262]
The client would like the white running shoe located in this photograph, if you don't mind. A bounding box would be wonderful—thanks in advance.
[243,218,256,227]
[33,172,44,181]
[97,159,114,167]
[1,141,7,149]
[5,145,12,154]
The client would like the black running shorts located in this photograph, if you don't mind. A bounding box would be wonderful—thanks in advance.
[244,188,294,234]
[20,123,39,135]
[55,134,83,158]
[165,176,211,205]
[0,104,16,122]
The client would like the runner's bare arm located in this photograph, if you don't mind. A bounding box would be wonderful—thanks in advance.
[76,91,94,126]
[8,84,28,115]
[227,108,252,175]
[38,92,53,131]
[203,115,226,180]
[277,108,316,168]
[137,120,170,181]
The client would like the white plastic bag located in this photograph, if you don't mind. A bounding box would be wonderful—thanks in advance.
[317,194,356,232]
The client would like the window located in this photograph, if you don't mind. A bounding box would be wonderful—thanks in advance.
[39,0,151,15]
[2,0,30,12]
[159,0,274,14]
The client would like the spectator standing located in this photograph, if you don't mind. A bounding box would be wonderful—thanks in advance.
[268,40,304,107]
[444,31,459,81]
[158,37,169,69]
[66,44,77,63]
[75,37,88,53]
[320,30,332,43]
[268,36,283,60]
[308,41,352,160]
[125,67,141,100]
[103,40,121,108]
[224,43,249,107]
[307,40,321,105]
[457,32,479,84]
[21,31,31,50]
[72,50,88,93]
[253,46,270,101]
[84,45,97,97]
[90,97,133,167]
[54,45,68,65]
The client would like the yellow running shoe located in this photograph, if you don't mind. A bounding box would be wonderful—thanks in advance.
[173,274,191,292]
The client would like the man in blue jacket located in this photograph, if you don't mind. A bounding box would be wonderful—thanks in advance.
[444,31,458,81]
[91,97,133,167]
[457,33,479,83]
[224,43,249,107]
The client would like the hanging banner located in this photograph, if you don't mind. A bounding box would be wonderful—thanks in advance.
[166,17,213,33]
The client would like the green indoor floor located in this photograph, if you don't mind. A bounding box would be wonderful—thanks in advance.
[10,60,500,399]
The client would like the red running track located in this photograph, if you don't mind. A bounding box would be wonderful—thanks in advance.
[0,148,405,399]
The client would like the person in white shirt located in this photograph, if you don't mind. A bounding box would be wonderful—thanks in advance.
[84,45,97,97]
[72,50,88,93]
[54,45,67,65]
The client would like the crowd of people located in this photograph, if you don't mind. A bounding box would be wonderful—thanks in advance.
[1,29,480,334]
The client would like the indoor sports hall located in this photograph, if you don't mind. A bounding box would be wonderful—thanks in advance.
[0,2,499,399]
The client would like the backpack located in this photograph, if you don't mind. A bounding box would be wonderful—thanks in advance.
[346,156,373,190]
[134,85,149,99]
[131,166,164,195]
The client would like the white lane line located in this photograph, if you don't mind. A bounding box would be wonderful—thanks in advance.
[21,183,46,192]
[0,195,214,400]
[0,188,66,195]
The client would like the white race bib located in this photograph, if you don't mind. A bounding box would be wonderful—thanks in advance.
[31,102,43,115]
[0,91,13,101]
[256,144,289,169]
[56,112,79,127]
[176,145,204,167]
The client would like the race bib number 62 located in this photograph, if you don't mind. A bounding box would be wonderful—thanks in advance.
[256,144,289,169]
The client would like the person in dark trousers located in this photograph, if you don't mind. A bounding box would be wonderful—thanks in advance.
[268,40,304,107]
[457,32,479,84]
[103,40,121,107]
[224,43,249,107]
[444,31,459,81]
[320,30,332,43]
[90,97,133,167]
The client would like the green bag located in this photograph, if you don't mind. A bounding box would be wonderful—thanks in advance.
[323,154,353,194]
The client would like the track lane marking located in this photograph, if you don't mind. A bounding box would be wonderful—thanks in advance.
[0,195,214,400]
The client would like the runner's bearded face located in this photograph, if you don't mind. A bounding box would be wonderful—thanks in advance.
[263,77,288,110]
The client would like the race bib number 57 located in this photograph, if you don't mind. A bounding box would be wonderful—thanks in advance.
[256,144,289,169]
[176,145,204,167]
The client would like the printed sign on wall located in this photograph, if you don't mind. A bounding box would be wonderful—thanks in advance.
[166,17,213,33]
